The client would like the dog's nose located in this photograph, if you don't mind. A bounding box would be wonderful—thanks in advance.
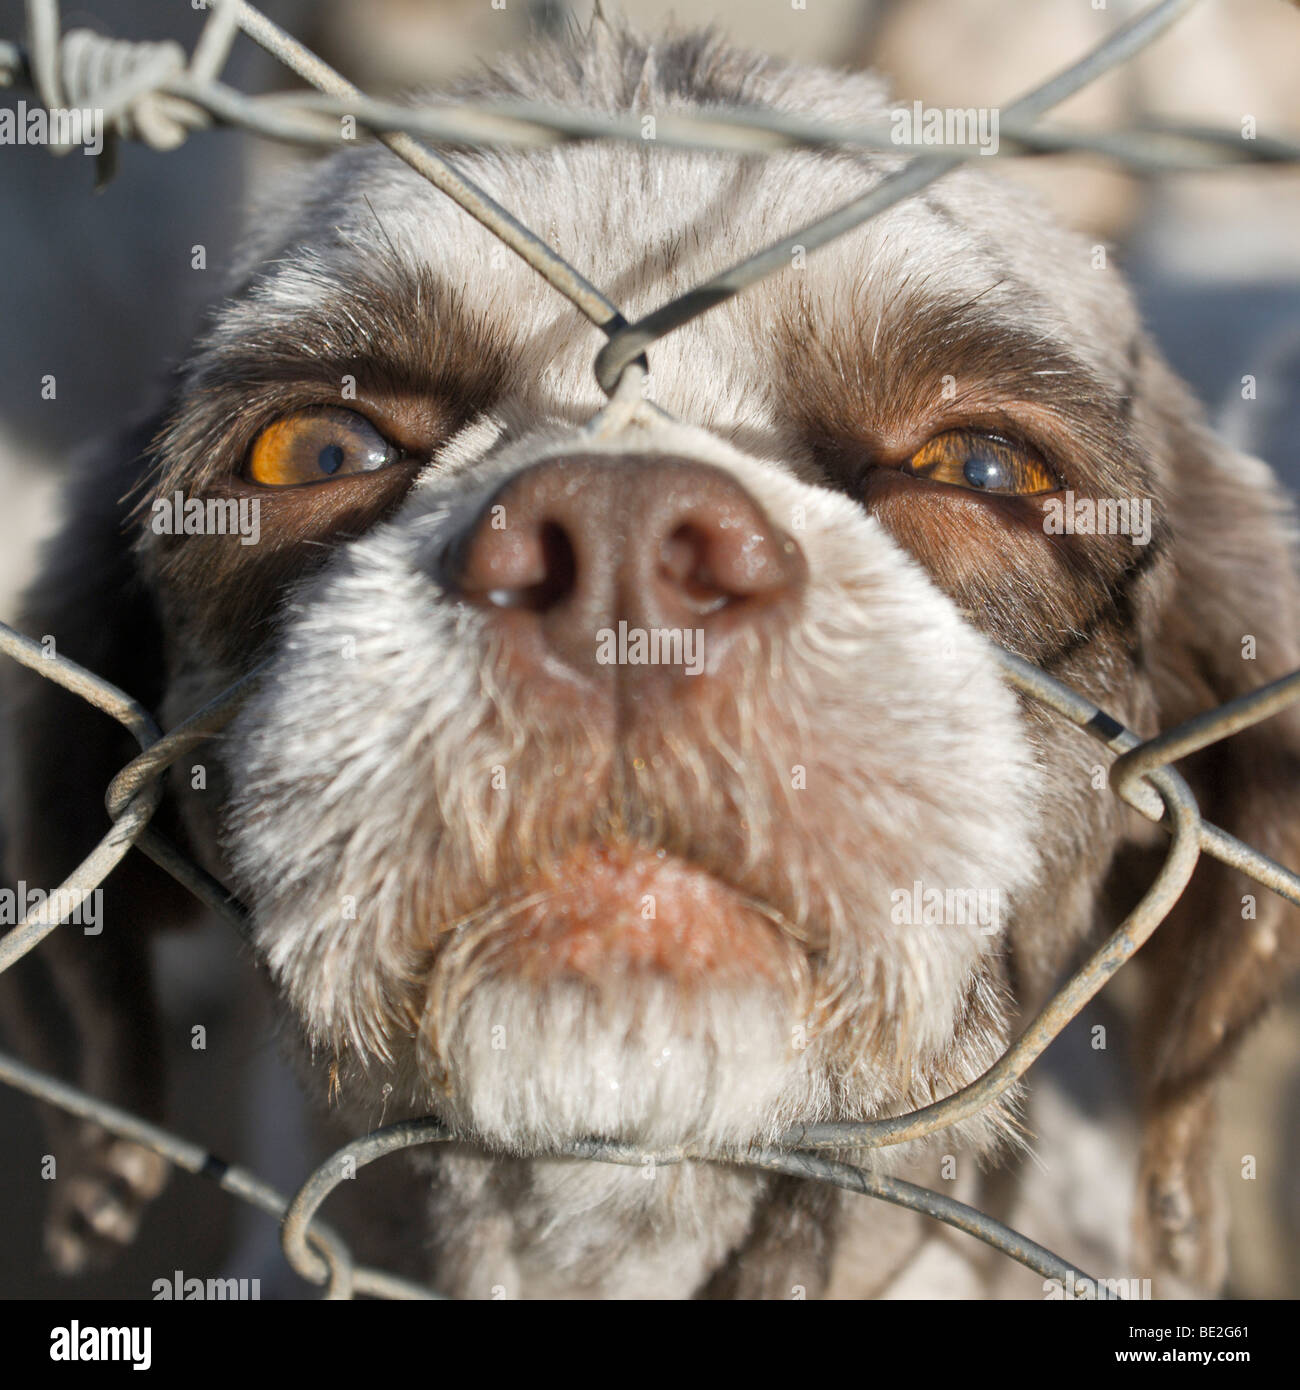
[440,455,805,680]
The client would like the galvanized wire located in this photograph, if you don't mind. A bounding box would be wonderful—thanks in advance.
[0,1048,434,1301]
[2,0,1299,1300]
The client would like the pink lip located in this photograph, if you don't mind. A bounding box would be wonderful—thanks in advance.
[503,843,790,984]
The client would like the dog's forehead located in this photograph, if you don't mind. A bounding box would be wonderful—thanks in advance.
[225,48,1136,428]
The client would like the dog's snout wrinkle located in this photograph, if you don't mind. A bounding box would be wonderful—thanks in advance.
[440,454,805,683]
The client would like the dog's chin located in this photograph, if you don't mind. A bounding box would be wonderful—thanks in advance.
[426,970,820,1154]
[418,845,821,1152]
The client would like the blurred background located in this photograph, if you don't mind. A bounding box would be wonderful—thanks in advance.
[0,0,1296,1298]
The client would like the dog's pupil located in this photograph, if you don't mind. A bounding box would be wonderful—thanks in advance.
[318,443,345,475]
[964,453,1005,490]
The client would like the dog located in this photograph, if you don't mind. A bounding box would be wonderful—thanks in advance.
[3,17,1299,1299]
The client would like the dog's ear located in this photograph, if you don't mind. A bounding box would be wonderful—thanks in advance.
[0,411,193,1271]
[1124,351,1300,1293]
[3,415,170,887]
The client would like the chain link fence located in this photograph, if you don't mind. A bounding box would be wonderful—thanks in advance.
[1,0,1299,1299]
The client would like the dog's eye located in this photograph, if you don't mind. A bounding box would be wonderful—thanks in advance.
[245,408,400,487]
[903,430,1059,496]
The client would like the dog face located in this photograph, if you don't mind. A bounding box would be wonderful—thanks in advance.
[156,37,1068,1160]
[9,25,1300,1295]
[220,423,1039,1155]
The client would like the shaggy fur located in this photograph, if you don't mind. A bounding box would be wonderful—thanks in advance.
[3,19,1299,1298]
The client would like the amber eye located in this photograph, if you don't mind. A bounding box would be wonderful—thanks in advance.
[244,408,400,487]
[903,429,1060,497]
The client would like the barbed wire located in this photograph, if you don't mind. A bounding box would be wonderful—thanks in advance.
[1,0,1299,1300]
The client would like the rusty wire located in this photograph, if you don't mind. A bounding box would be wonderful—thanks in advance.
[2,0,1300,1300]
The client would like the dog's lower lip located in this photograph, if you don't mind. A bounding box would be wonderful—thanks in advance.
[505,843,788,982]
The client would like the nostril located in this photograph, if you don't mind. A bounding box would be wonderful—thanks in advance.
[659,523,732,614]
[446,515,579,613]
[470,520,578,612]
[514,521,577,612]
[658,510,801,616]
